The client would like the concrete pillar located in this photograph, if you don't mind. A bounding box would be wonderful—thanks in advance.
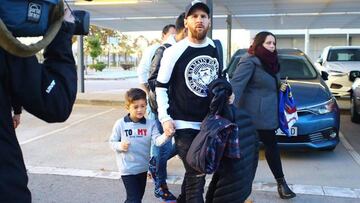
[346,33,352,46]
[304,29,310,55]
[226,14,232,65]
[77,35,85,93]
[206,0,213,39]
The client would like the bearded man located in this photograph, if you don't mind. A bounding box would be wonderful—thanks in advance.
[155,1,223,202]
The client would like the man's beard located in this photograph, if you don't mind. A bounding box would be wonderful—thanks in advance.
[189,25,209,41]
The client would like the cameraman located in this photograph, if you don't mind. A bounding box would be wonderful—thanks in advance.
[0,9,76,202]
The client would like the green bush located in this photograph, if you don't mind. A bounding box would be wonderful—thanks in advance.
[89,62,106,72]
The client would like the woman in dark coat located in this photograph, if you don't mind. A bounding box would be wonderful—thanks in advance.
[230,31,296,199]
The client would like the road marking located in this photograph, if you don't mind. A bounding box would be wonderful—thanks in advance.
[27,166,121,179]
[27,166,360,199]
[340,132,360,167]
[20,109,115,145]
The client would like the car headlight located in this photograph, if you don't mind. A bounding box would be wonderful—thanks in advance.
[302,98,337,115]
[327,70,347,76]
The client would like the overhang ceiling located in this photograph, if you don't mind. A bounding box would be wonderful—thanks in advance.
[70,0,360,31]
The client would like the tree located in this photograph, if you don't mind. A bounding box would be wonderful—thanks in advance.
[133,35,149,64]
[118,33,135,64]
[87,36,102,63]
[86,35,104,71]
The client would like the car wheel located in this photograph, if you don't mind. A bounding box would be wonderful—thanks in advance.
[350,96,360,123]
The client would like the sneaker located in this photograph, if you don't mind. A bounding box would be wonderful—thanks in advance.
[155,184,177,202]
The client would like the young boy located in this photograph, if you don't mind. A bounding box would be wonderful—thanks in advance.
[109,88,173,203]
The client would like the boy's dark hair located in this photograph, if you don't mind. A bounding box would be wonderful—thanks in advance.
[125,88,147,107]
[162,24,176,35]
[175,12,185,32]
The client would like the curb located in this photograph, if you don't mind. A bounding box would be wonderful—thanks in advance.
[75,99,124,106]
[84,76,137,80]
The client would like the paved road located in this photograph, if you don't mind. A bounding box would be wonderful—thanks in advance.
[13,78,360,202]
[28,174,359,203]
[340,114,360,153]
[14,103,360,202]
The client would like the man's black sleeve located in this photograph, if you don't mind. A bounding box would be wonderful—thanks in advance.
[7,22,77,122]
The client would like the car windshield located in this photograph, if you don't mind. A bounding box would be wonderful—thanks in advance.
[327,49,360,62]
[279,55,318,79]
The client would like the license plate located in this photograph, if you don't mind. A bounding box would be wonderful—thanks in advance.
[276,127,298,136]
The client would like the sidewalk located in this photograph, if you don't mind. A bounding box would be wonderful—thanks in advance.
[84,68,137,80]
[77,69,136,105]
[76,91,126,106]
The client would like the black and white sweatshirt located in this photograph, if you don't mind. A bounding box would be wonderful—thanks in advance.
[156,37,221,130]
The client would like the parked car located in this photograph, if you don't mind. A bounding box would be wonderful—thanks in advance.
[350,71,360,123]
[225,48,340,150]
[315,46,360,97]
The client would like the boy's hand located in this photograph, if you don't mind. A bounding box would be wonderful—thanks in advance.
[119,141,130,151]
[162,120,175,137]
[164,130,174,138]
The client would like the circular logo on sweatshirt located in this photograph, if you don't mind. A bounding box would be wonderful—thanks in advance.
[185,55,219,97]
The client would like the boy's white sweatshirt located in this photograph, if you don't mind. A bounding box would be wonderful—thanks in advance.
[109,115,170,175]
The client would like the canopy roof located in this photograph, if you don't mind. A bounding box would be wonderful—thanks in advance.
[70,0,360,31]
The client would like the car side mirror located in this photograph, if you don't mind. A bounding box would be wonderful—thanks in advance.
[316,58,323,65]
[321,71,328,81]
[349,70,360,82]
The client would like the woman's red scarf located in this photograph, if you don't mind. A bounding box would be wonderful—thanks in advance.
[248,45,279,74]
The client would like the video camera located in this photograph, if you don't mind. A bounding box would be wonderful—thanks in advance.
[0,0,90,37]
[72,10,90,36]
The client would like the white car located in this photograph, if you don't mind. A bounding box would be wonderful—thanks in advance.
[315,46,360,97]
[350,72,360,123]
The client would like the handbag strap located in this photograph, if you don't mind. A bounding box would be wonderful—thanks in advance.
[213,39,224,77]
[0,0,64,57]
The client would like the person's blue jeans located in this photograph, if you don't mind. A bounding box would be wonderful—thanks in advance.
[151,118,177,185]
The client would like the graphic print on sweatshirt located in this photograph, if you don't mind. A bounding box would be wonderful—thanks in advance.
[155,38,222,126]
[124,128,148,138]
[185,55,219,97]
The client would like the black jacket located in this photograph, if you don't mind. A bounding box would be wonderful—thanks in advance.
[205,105,259,203]
[186,114,238,174]
[147,43,171,113]
[148,43,171,92]
[0,22,76,202]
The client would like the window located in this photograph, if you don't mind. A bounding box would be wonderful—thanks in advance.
[327,49,360,62]
[279,55,317,79]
